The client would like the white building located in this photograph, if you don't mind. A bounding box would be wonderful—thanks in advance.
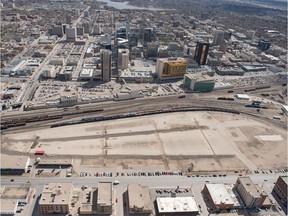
[156,197,199,215]
[118,49,129,70]
[42,65,56,78]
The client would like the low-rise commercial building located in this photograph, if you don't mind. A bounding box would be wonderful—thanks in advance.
[79,182,112,215]
[127,184,152,215]
[0,156,30,175]
[96,182,113,215]
[0,199,18,215]
[36,158,73,168]
[183,73,215,92]
[215,67,244,76]
[203,184,238,210]
[39,183,73,214]
[273,176,288,205]
[1,186,33,205]
[235,177,268,208]
[156,197,199,215]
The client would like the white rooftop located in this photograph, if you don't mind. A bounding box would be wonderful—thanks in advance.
[205,184,235,205]
[156,197,199,213]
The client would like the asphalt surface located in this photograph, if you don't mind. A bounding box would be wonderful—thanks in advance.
[1,173,286,216]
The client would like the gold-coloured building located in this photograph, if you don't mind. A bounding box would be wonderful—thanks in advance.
[156,57,187,80]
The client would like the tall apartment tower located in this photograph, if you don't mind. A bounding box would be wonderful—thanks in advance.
[212,30,224,46]
[194,41,210,65]
[101,49,112,82]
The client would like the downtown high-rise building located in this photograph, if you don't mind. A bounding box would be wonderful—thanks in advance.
[101,49,112,82]
[194,41,210,65]
[212,30,224,46]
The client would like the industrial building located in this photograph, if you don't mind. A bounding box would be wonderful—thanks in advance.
[183,73,215,92]
[156,57,188,80]
[156,197,199,216]
[273,176,288,205]
[39,183,73,214]
[194,41,210,65]
[101,49,112,82]
[235,177,268,208]
[202,184,239,210]
[0,156,30,175]
[127,184,153,215]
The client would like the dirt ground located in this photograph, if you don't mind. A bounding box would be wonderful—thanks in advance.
[1,112,287,172]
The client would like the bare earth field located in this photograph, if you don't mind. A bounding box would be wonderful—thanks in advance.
[1,112,287,172]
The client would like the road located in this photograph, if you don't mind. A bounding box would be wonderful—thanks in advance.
[1,173,286,216]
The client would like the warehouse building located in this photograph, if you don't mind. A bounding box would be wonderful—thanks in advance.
[202,184,239,210]
[39,183,73,214]
[0,156,30,175]
[273,176,288,205]
[183,73,215,92]
[235,177,268,208]
[127,184,152,215]
[156,197,199,215]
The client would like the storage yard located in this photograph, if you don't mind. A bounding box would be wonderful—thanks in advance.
[2,111,286,173]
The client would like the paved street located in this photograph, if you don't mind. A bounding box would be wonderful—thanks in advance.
[1,173,286,216]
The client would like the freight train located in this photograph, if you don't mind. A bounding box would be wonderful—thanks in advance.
[50,107,240,128]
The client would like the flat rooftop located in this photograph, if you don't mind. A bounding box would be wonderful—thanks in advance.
[1,187,31,200]
[0,155,30,169]
[128,184,152,213]
[38,158,73,166]
[0,199,17,214]
[205,184,235,205]
[97,182,112,206]
[185,73,214,82]
[39,183,73,205]
[156,197,199,213]
[237,177,265,197]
